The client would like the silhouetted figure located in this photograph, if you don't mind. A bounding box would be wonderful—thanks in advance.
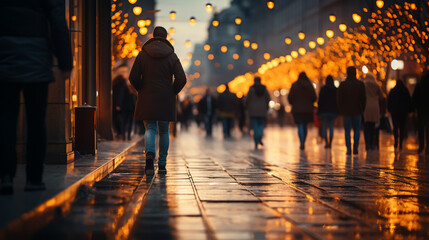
[0,0,72,194]
[363,73,383,151]
[217,85,238,138]
[277,103,286,127]
[180,96,193,130]
[388,80,411,150]
[129,26,186,174]
[288,72,317,150]
[317,75,338,148]
[337,67,366,155]
[198,89,217,136]
[237,97,247,134]
[112,75,135,140]
[412,72,429,155]
[246,77,270,150]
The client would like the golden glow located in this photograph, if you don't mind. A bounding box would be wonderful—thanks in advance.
[228,64,234,70]
[243,40,250,48]
[221,45,228,53]
[137,20,145,28]
[339,23,347,32]
[187,53,192,59]
[291,51,298,58]
[208,54,214,60]
[251,43,258,50]
[298,31,305,40]
[376,0,384,8]
[170,11,176,20]
[285,55,292,62]
[139,27,148,35]
[132,49,139,57]
[247,59,254,65]
[71,16,77,22]
[326,29,334,38]
[329,14,336,22]
[353,13,361,23]
[145,18,151,26]
[212,20,219,27]
[264,52,271,60]
[185,40,191,48]
[298,48,306,55]
[169,39,175,45]
[309,41,316,49]
[189,17,196,26]
[217,84,226,93]
[234,34,242,41]
[133,6,142,15]
[235,17,242,25]
[233,53,239,60]
[205,3,213,13]
[169,27,175,35]
[284,37,292,45]
[317,37,325,45]
[128,0,137,4]
[362,65,369,74]
[267,1,274,9]
[204,44,211,51]
[194,60,201,66]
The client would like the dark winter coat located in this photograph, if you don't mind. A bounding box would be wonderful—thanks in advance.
[412,74,429,121]
[387,81,411,115]
[112,75,136,113]
[198,95,216,116]
[129,37,187,121]
[337,77,366,116]
[318,81,338,115]
[217,89,238,118]
[0,0,72,83]
[246,83,270,118]
[288,78,317,114]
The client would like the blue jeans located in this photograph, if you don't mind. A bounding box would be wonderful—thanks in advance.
[251,117,265,146]
[144,121,170,166]
[320,113,337,144]
[343,115,362,152]
[221,117,234,137]
[297,123,308,148]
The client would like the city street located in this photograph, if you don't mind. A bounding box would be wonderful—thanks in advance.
[29,125,429,239]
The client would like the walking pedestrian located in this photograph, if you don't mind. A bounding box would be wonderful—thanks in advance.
[198,89,217,136]
[317,75,338,148]
[337,67,366,155]
[412,72,429,155]
[217,85,238,138]
[112,74,135,140]
[129,26,186,174]
[246,77,270,150]
[387,79,412,150]
[288,72,317,150]
[363,73,384,151]
[0,0,72,194]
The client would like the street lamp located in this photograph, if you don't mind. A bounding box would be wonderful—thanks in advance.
[326,30,334,38]
[189,17,196,26]
[203,44,210,51]
[308,41,316,49]
[391,59,404,80]
[267,1,274,10]
[235,17,242,25]
[339,23,347,32]
[169,11,176,20]
[212,20,219,27]
[329,14,336,23]
[352,13,361,23]
[317,37,325,45]
[133,6,142,15]
[205,3,213,13]
[298,31,305,40]
[376,0,384,9]
[284,37,292,45]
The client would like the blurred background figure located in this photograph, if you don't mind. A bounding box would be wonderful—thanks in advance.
[363,73,384,151]
[237,96,247,135]
[180,96,193,131]
[217,85,238,138]
[246,77,270,150]
[412,72,429,155]
[317,75,338,149]
[288,72,317,150]
[387,79,412,150]
[198,89,217,136]
[277,103,286,127]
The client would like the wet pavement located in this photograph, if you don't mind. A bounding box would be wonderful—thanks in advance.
[10,124,429,239]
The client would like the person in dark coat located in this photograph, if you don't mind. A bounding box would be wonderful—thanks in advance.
[288,72,317,150]
[363,73,384,151]
[246,77,270,150]
[0,0,72,194]
[129,26,186,174]
[337,67,366,155]
[217,85,238,138]
[412,72,429,155]
[112,75,127,138]
[198,89,217,136]
[387,79,412,150]
[317,75,338,148]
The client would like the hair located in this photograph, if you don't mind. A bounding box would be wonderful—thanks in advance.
[254,76,261,84]
[347,66,356,79]
[153,26,168,38]
[298,72,309,82]
[325,75,334,86]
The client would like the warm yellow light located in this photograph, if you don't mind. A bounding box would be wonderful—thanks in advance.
[128,0,137,4]
[145,18,152,26]
[208,54,214,60]
[291,51,298,58]
[221,45,228,53]
[317,37,325,45]
[233,53,239,60]
[353,13,361,23]
[298,31,305,40]
[139,27,148,35]
[194,60,201,66]
[376,0,384,9]
[235,17,242,25]
[326,30,334,38]
[264,52,271,60]
[169,39,175,45]
[247,59,254,65]
[217,84,226,93]
[308,41,316,49]
[187,53,192,59]
[133,6,142,15]
[212,20,219,27]
[251,43,258,50]
[234,34,242,41]
[205,3,213,13]
[339,23,347,32]
[227,64,234,70]
[329,14,336,23]
[185,40,191,48]
[132,49,139,57]
[298,48,306,55]
[169,27,175,35]
[71,16,77,22]
[285,55,293,62]
[284,37,292,45]
[267,1,274,9]
[204,44,210,51]
[243,40,250,48]
[189,17,196,26]
[170,11,176,20]
[362,65,369,74]
[137,20,145,28]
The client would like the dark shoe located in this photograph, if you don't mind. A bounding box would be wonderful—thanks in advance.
[158,165,167,174]
[299,145,305,150]
[346,148,351,156]
[0,175,13,194]
[353,149,358,155]
[145,152,155,175]
[259,140,264,146]
[25,182,46,191]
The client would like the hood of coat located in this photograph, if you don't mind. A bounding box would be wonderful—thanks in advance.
[252,83,267,97]
[143,37,174,58]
